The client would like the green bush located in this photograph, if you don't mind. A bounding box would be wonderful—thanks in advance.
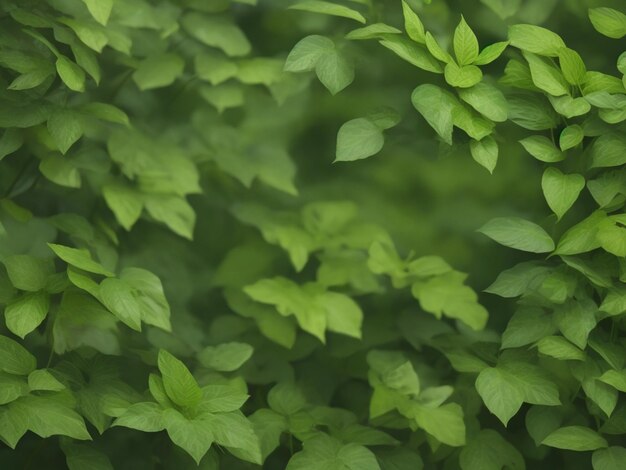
[1,0,626,468]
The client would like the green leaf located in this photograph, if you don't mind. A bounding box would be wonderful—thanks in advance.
[590,134,626,169]
[502,307,556,348]
[589,8,626,39]
[541,167,585,220]
[524,51,570,96]
[102,184,144,231]
[554,300,597,349]
[133,54,184,90]
[411,84,458,144]
[345,24,402,41]
[470,137,499,174]
[411,272,488,330]
[268,382,307,416]
[119,267,171,331]
[0,373,28,405]
[401,1,425,43]
[478,217,555,253]
[198,342,253,372]
[0,335,37,375]
[474,41,509,65]
[519,135,564,162]
[314,48,354,95]
[158,350,202,408]
[163,408,214,465]
[508,24,566,57]
[48,243,114,277]
[144,194,196,240]
[411,403,466,446]
[559,48,587,85]
[80,103,129,126]
[559,125,584,151]
[284,35,334,72]
[64,442,113,470]
[287,434,379,470]
[56,56,85,92]
[289,1,366,24]
[454,16,479,65]
[444,62,482,88]
[5,291,50,338]
[335,118,384,162]
[181,13,250,57]
[542,426,608,451]
[475,367,524,426]
[459,82,508,122]
[379,37,443,73]
[593,447,626,470]
[80,0,112,25]
[27,369,64,391]
[98,278,142,331]
[204,412,262,464]
[12,395,91,440]
[113,402,164,432]
[47,108,84,154]
[537,336,585,361]
[425,32,452,63]
[460,429,525,470]
[3,255,53,292]
[599,370,626,392]
[554,211,607,255]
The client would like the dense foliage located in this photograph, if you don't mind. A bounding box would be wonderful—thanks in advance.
[2,0,626,468]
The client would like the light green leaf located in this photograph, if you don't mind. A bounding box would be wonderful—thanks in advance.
[589,8,626,39]
[47,243,114,277]
[182,13,250,57]
[163,408,214,465]
[133,54,184,90]
[335,118,384,162]
[345,24,402,41]
[113,402,165,432]
[524,51,570,96]
[444,62,483,88]
[47,108,84,154]
[3,255,53,292]
[401,1,425,43]
[198,342,253,372]
[158,350,202,408]
[80,0,113,25]
[379,37,443,73]
[542,426,608,451]
[411,403,466,446]
[475,367,524,426]
[478,217,555,253]
[315,48,354,95]
[28,369,64,391]
[144,194,196,240]
[204,412,262,464]
[559,125,584,151]
[12,395,91,440]
[474,41,509,65]
[519,135,564,162]
[470,136,499,174]
[559,48,587,85]
[289,1,366,24]
[102,184,143,231]
[541,167,585,220]
[537,336,585,361]
[508,24,566,57]
[554,211,607,255]
[284,35,334,72]
[411,84,457,144]
[502,307,556,349]
[459,82,508,122]
[98,278,142,331]
[56,56,85,92]
[453,16,479,65]
[5,291,50,338]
